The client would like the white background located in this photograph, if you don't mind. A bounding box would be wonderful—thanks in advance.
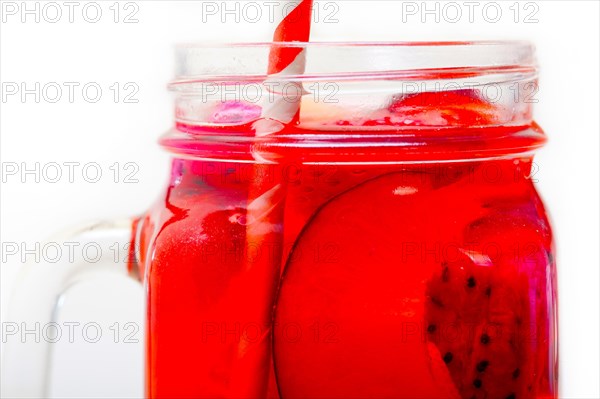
[1,1,599,398]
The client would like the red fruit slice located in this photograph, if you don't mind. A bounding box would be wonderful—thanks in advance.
[424,204,555,399]
[148,166,283,398]
[425,251,526,399]
[281,160,484,260]
[336,89,502,127]
[149,205,250,398]
[387,89,497,127]
[282,164,409,262]
[331,89,498,128]
[389,89,482,111]
[274,172,461,399]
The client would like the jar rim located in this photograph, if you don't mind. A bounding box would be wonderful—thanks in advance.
[172,41,537,85]
[165,41,544,163]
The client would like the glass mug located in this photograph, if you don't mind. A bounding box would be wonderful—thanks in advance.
[3,42,557,399]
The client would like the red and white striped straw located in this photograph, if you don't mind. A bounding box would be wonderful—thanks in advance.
[256,0,314,134]
[245,0,314,234]
[230,2,314,398]
[247,0,314,225]
[268,0,313,74]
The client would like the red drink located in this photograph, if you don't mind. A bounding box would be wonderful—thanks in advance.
[130,43,557,399]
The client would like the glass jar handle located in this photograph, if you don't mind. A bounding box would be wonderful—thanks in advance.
[1,218,141,398]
